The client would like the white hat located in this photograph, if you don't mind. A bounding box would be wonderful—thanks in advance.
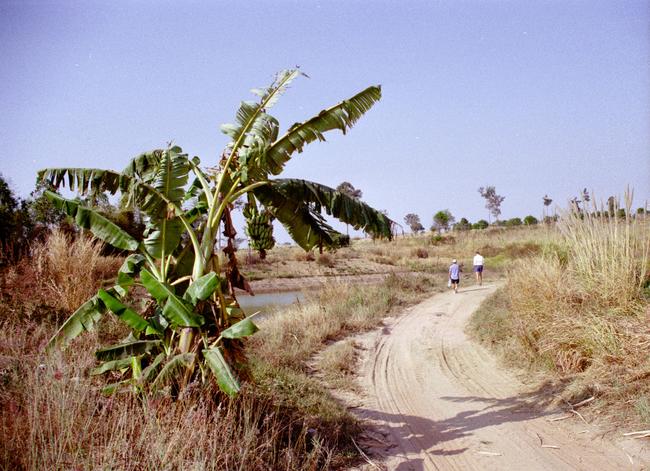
[452,259,457,263]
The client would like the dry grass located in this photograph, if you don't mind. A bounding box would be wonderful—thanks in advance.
[32,229,123,312]
[469,196,650,427]
[249,274,437,372]
[317,339,359,390]
[0,230,440,470]
[0,319,331,470]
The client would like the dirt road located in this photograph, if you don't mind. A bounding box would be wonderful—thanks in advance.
[352,283,648,470]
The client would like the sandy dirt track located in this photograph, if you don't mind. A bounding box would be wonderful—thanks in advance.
[351,283,649,470]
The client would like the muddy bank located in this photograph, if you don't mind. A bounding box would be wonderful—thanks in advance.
[246,271,423,294]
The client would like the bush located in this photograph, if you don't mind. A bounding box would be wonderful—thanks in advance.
[454,217,471,231]
[472,219,489,230]
[317,253,335,268]
[413,248,429,259]
[505,217,522,227]
[523,215,538,225]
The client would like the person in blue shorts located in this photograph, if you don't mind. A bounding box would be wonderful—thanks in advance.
[449,259,461,293]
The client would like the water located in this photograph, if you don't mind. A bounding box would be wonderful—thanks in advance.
[237,290,306,317]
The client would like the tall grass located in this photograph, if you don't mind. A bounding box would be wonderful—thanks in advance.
[32,229,122,312]
[470,194,650,425]
[558,190,649,312]
[0,230,439,470]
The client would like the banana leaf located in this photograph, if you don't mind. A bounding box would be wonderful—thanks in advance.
[140,352,166,385]
[203,347,240,396]
[91,357,136,376]
[184,272,219,305]
[97,289,151,333]
[95,340,162,361]
[140,269,204,327]
[44,191,139,251]
[263,85,381,175]
[150,353,196,390]
[220,317,258,339]
[46,296,106,349]
[255,178,393,250]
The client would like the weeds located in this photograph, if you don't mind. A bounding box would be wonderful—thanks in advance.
[469,195,650,427]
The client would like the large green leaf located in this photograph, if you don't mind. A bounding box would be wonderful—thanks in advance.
[141,147,189,258]
[38,161,183,223]
[122,149,163,182]
[37,167,127,196]
[116,254,145,290]
[91,356,136,376]
[221,69,302,143]
[46,296,106,349]
[184,272,219,305]
[203,347,240,396]
[221,317,259,339]
[255,179,393,251]
[140,352,166,385]
[97,289,150,333]
[140,269,204,327]
[151,353,195,389]
[263,85,381,175]
[95,340,162,361]
[44,191,139,251]
[143,217,184,259]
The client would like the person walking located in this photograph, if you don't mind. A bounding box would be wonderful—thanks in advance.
[473,250,484,285]
[449,259,461,293]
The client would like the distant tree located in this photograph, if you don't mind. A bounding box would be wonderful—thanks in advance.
[637,207,646,215]
[336,181,363,235]
[0,175,33,264]
[542,194,553,221]
[478,186,505,222]
[336,181,362,199]
[29,180,68,227]
[607,196,616,217]
[404,213,424,234]
[569,196,582,214]
[505,217,522,227]
[523,215,538,225]
[472,219,489,230]
[431,210,455,233]
[616,208,626,219]
[454,217,471,231]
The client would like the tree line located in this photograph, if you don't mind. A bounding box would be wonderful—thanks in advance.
[402,186,647,235]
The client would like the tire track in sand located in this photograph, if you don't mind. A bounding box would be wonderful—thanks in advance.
[353,284,648,470]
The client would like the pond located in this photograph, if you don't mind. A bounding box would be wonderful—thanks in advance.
[237,290,307,318]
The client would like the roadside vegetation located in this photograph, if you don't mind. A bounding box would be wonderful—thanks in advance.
[469,193,650,428]
[0,199,557,469]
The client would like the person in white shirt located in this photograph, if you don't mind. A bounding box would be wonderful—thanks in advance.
[473,251,484,285]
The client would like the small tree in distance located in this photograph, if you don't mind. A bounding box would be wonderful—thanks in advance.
[431,210,455,233]
[336,181,363,199]
[472,219,489,230]
[543,194,553,221]
[337,181,363,235]
[404,213,424,234]
[478,186,505,222]
[455,217,471,231]
[523,215,538,225]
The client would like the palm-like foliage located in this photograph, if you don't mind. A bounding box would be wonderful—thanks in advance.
[38,69,392,396]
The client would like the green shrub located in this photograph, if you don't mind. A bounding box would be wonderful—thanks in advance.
[472,219,489,230]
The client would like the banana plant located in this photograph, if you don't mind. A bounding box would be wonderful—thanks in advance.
[38,69,393,396]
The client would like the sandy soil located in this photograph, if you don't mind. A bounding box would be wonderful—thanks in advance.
[348,283,649,470]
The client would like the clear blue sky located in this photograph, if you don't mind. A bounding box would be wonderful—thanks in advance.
[1,0,648,239]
